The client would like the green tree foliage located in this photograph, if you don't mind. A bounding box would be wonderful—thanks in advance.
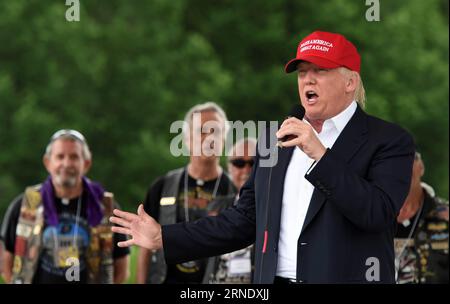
[0,0,448,217]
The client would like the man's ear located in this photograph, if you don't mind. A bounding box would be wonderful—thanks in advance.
[43,155,50,172]
[345,72,358,94]
[83,159,92,174]
[418,159,425,177]
[184,133,191,154]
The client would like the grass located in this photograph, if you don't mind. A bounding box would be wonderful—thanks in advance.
[126,246,138,284]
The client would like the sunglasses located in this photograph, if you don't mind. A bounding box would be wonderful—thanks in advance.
[229,158,254,168]
[50,129,86,144]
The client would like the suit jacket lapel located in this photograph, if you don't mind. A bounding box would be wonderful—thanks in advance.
[301,106,369,234]
[267,146,294,243]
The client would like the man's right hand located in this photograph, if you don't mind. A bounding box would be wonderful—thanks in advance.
[110,204,163,251]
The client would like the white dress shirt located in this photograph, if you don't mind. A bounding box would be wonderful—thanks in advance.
[276,101,357,279]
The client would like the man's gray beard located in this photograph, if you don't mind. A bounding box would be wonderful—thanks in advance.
[54,175,77,188]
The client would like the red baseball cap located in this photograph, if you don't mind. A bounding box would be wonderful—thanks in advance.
[284,31,360,73]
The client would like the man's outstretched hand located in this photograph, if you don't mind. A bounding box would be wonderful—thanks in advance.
[110,204,163,251]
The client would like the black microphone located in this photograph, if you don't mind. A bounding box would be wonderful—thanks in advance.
[276,105,305,147]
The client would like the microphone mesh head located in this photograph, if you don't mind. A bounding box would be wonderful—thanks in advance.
[289,104,305,120]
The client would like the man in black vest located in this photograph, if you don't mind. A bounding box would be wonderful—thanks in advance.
[136,102,235,284]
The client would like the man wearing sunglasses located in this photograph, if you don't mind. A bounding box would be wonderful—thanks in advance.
[228,142,256,194]
[1,129,130,283]
[203,138,257,284]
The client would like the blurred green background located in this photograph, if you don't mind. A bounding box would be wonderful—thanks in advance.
[0,0,448,260]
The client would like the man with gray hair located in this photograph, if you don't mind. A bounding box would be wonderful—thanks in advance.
[1,129,130,283]
[136,102,236,284]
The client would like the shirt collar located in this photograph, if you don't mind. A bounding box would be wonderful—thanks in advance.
[324,100,357,133]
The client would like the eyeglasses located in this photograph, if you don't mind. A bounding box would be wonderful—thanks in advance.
[50,129,86,144]
[229,158,254,168]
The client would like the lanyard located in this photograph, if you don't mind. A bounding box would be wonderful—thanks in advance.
[53,196,82,260]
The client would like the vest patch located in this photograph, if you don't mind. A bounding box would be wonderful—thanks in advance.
[160,197,176,206]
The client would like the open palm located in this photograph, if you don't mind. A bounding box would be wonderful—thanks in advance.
[110,204,162,251]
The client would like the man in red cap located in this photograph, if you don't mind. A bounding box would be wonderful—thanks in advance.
[110,30,415,283]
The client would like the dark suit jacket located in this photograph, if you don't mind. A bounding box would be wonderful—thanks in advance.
[162,106,415,283]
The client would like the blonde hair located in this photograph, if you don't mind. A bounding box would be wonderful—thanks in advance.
[338,67,366,108]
